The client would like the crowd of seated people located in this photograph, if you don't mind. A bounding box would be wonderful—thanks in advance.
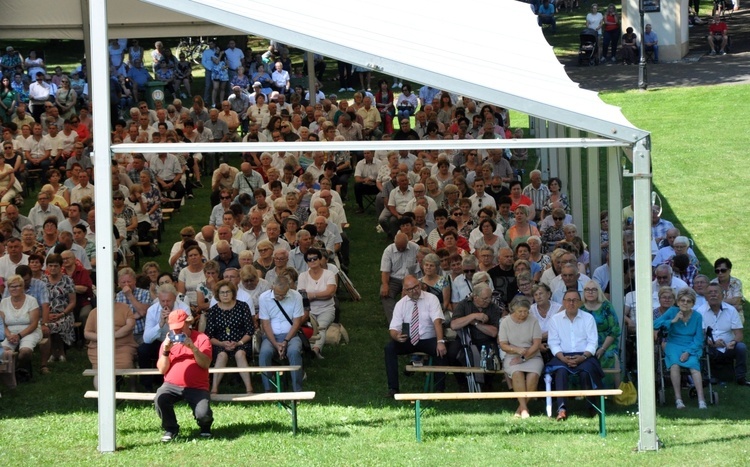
[0,39,744,410]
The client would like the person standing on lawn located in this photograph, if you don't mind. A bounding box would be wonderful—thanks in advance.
[154,309,213,442]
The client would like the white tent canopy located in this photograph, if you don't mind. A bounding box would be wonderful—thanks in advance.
[81,0,657,454]
[1,0,240,39]
[145,0,647,144]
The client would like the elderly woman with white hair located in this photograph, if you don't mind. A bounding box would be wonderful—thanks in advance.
[580,280,621,387]
[420,253,451,311]
[654,287,707,409]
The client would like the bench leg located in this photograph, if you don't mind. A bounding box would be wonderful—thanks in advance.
[599,395,607,437]
[415,400,422,443]
[291,400,298,435]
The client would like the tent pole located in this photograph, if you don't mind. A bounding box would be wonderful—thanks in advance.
[569,129,584,251]
[607,147,623,323]
[306,51,317,106]
[538,120,549,181]
[633,137,658,451]
[586,146,600,273]
[90,0,117,454]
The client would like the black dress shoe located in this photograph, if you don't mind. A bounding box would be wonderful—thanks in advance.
[385,388,398,398]
[737,378,750,386]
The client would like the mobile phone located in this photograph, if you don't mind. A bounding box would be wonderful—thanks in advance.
[401,323,410,336]
[168,330,186,343]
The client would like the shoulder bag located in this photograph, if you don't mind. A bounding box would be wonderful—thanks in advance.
[274,298,313,354]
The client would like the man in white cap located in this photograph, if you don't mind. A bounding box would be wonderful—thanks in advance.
[155,309,213,442]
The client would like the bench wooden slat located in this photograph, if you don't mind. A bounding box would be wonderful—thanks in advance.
[82,366,300,377]
[394,389,622,401]
[84,390,315,402]
[406,365,504,374]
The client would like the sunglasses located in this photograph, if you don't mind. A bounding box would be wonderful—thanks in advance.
[463,269,476,274]
[553,217,564,221]
[112,197,124,200]
[181,234,194,238]
[305,257,320,262]
[715,268,729,273]
[220,196,231,200]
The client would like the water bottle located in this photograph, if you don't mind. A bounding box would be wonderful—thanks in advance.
[480,345,487,370]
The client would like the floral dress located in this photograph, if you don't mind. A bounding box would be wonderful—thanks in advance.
[421,275,451,310]
[142,184,162,229]
[44,274,76,346]
[581,300,621,380]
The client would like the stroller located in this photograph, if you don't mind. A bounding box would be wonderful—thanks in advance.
[578,28,599,66]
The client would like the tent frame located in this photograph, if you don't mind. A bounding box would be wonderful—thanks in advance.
[86,0,657,454]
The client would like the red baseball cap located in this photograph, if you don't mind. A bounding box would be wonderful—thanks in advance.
[168,309,192,330]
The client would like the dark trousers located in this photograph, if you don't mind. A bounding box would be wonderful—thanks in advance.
[137,340,163,391]
[708,342,747,381]
[385,337,445,392]
[337,61,352,89]
[354,182,379,209]
[155,382,213,434]
[548,352,602,411]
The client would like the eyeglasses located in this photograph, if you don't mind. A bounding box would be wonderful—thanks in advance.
[305,257,319,262]
[656,275,670,280]
[218,290,232,295]
[715,268,729,273]
[404,285,421,293]
[563,298,579,303]
[583,288,598,293]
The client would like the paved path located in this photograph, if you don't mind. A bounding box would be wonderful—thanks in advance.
[564,10,750,91]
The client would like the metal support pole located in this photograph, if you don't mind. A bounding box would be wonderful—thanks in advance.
[607,147,624,324]
[586,147,600,273]
[638,0,648,90]
[548,123,559,178]
[90,0,116,454]
[569,129,584,249]
[633,137,658,451]
[306,51,317,106]
[556,124,568,196]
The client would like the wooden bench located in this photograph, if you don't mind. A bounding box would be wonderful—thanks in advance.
[84,390,315,434]
[395,388,623,442]
[83,366,312,434]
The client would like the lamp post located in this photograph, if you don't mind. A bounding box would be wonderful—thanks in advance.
[638,0,648,89]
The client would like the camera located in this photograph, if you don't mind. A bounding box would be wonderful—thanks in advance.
[169,330,186,344]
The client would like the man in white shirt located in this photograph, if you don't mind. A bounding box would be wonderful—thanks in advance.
[380,173,414,239]
[70,170,94,205]
[28,191,64,236]
[353,150,381,213]
[270,61,290,95]
[139,284,191,391]
[547,289,603,420]
[651,264,688,308]
[698,283,750,387]
[0,237,28,279]
[223,40,245,82]
[258,276,304,392]
[469,179,496,216]
[384,274,446,397]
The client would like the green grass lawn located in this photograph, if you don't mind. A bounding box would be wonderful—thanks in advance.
[2,30,749,464]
